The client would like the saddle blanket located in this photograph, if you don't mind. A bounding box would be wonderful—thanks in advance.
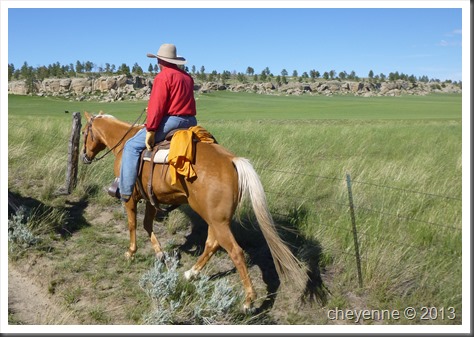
[143,149,169,164]
[141,125,216,185]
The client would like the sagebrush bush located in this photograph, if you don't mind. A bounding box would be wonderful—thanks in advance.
[139,253,243,325]
[8,206,39,250]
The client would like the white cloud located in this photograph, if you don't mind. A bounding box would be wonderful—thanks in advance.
[437,29,461,47]
[444,29,462,37]
[439,40,449,47]
[437,39,461,47]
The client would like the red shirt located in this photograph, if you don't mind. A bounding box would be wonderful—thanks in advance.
[146,65,196,131]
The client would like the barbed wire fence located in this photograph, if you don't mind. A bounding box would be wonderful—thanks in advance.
[58,114,462,289]
[255,166,462,288]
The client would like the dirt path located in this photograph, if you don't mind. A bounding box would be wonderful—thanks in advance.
[8,265,79,325]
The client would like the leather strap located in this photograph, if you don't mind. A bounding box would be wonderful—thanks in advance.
[136,151,149,201]
[147,147,161,208]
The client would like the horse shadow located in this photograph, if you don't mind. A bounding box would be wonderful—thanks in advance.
[8,189,91,238]
[176,204,329,314]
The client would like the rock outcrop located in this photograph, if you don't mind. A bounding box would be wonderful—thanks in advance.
[8,75,461,101]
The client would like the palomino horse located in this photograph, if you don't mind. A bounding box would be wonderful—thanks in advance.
[81,111,308,311]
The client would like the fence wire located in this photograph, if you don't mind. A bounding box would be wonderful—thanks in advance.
[351,179,461,201]
[256,166,462,277]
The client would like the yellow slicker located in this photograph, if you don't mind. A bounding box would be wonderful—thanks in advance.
[168,126,216,185]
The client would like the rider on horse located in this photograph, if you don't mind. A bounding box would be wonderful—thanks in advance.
[115,43,197,202]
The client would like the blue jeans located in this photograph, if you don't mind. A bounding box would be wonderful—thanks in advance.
[119,115,197,196]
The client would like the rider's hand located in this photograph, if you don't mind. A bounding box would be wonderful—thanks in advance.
[145,131,156,151]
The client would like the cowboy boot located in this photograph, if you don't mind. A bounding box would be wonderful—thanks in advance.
[107,177,120,199]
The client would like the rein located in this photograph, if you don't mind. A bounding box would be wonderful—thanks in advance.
[83,109,146,163]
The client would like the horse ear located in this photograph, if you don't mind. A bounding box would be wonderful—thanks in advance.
[84,111,91,121]
[99,110,104,115]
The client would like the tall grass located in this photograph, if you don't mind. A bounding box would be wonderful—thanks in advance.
[196,116,461,323]
[7,93,462,324]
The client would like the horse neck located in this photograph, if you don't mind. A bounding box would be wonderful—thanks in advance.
[94,117,140,154]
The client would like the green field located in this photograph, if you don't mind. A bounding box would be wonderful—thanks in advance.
[7,92,463,326]
[8,91,461,120]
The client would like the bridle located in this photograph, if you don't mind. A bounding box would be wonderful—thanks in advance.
[82,110,146,164]
[81,116,96,164]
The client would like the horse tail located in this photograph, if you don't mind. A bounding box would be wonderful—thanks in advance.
[232,157,308,293]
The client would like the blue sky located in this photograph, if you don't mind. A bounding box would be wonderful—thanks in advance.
[7,6,463,81]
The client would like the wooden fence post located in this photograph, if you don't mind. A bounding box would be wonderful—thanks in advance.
[346,172,363,288]
[62,112,82,194]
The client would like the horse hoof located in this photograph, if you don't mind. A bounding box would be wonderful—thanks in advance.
[184,268,199,281]
[125,251,135,260]
[243,303,256,315]
[155,252,165,262]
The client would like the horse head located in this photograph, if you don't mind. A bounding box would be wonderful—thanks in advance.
[81,111,107,164]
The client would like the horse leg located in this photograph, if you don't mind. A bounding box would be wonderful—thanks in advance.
[212,223,257,312]
[124,199,138,259]
[143,201,164,260]
[184,227,220,280]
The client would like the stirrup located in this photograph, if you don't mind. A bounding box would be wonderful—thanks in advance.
[120,194,131,202]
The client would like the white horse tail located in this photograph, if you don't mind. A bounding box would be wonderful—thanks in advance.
[232,157,308,293]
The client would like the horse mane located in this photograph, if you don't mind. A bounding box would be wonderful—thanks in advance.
[93,113,139,129]
[96,114,116,119]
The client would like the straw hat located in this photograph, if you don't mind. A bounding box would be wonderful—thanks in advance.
[146,43,187,65]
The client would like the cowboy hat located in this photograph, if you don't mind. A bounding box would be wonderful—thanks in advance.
[147,43,187,65]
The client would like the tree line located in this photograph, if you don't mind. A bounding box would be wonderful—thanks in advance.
[8,61,461,86]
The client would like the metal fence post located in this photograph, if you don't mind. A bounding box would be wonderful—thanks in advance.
[346,172,363,288]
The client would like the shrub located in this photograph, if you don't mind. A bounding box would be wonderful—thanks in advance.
[139,253,243,325]
[8,206,40,250]
[8,204,66,257]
